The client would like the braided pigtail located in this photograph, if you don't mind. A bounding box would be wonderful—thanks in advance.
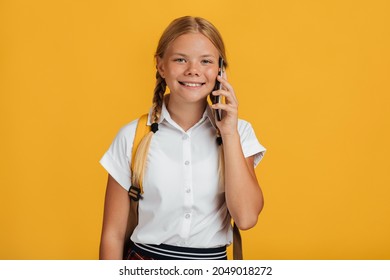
[212,109,225,188]
[217,131,225,188]
[132,71,166,192]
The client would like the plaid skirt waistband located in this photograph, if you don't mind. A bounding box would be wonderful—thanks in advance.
[131,242,227,260]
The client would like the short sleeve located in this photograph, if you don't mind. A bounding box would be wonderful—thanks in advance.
[99,119,139,191]
[238,120,266,167]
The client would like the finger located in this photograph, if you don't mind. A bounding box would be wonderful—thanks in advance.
[216,76,238,103]
[211,102,238,114]
[217,75,232,91]
[212,89,238,106]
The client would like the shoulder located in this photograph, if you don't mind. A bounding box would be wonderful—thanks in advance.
[107,118,141,154]
[237,118,266,166]
[236,118,263,150]
[116,118,139,139]
[100,117,143,191]
[237,118,255,136]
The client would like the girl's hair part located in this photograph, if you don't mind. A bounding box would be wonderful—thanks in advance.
[155,16,228,68]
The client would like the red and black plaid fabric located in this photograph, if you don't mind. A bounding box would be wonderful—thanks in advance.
[125,249,155,260]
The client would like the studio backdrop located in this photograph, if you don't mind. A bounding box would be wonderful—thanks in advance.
[0,0,389,259]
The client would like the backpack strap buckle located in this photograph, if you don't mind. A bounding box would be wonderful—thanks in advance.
[129,186,143,201]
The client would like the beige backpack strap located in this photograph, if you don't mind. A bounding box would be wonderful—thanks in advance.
[233,223,243,260]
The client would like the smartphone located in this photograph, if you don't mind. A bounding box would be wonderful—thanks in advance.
[210,57,224,121]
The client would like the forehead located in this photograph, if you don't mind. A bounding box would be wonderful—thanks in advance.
[165,32,219,57]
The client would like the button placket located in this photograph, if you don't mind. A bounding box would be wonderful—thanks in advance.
[182,133,193,206]
[180,132,193,239]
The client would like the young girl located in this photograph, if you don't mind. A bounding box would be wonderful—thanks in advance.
[99,16,266,260]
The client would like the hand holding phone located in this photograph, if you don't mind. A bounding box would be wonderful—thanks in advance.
[210,57,224,121]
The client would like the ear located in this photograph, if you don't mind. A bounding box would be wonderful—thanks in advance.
[156,57,165,78]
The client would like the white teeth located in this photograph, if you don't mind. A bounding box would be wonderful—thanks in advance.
[182,82,203,87]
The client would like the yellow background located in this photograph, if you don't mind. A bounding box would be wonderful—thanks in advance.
[1,0,389,259]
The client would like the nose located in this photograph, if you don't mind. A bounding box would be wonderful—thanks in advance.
[184,61,200,76]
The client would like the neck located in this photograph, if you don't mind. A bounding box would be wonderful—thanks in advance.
[166,95,208,131]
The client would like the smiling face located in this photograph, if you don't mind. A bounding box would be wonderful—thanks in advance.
[157,32,220,105]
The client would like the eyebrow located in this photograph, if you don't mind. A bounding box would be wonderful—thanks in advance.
[171,53,217,58]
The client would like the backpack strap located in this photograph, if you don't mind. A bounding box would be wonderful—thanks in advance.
[129,112,151,196]
[123,113,150,258]
[130,114,150,175]
[233,223,243,260]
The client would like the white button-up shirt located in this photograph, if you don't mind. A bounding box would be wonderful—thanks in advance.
[100,101,266,248]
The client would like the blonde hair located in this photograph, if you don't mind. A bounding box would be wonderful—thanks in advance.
[132,16,227,191]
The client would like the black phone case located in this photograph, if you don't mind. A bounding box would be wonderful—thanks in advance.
[210,57,224,121]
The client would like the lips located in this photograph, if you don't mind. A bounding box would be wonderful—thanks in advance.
[179,81,205,87]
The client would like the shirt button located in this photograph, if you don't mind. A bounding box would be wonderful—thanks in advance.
[184,160,190,165]
[182,134,189,140]
[185,213,191,219]
[186,188,191,193]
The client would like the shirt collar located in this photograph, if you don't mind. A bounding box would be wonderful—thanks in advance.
[205,103,218,130]
[146,96,172,125]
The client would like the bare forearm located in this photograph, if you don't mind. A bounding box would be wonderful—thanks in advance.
[209,75,263,229]
[223,132,263,230]
[99,233,124,260]
[99,175,130,260]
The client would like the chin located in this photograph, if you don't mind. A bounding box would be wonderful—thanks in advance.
[173,91,210,104]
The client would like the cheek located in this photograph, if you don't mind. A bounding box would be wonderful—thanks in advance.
[205,68,219,81]
[165,64,182,78]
